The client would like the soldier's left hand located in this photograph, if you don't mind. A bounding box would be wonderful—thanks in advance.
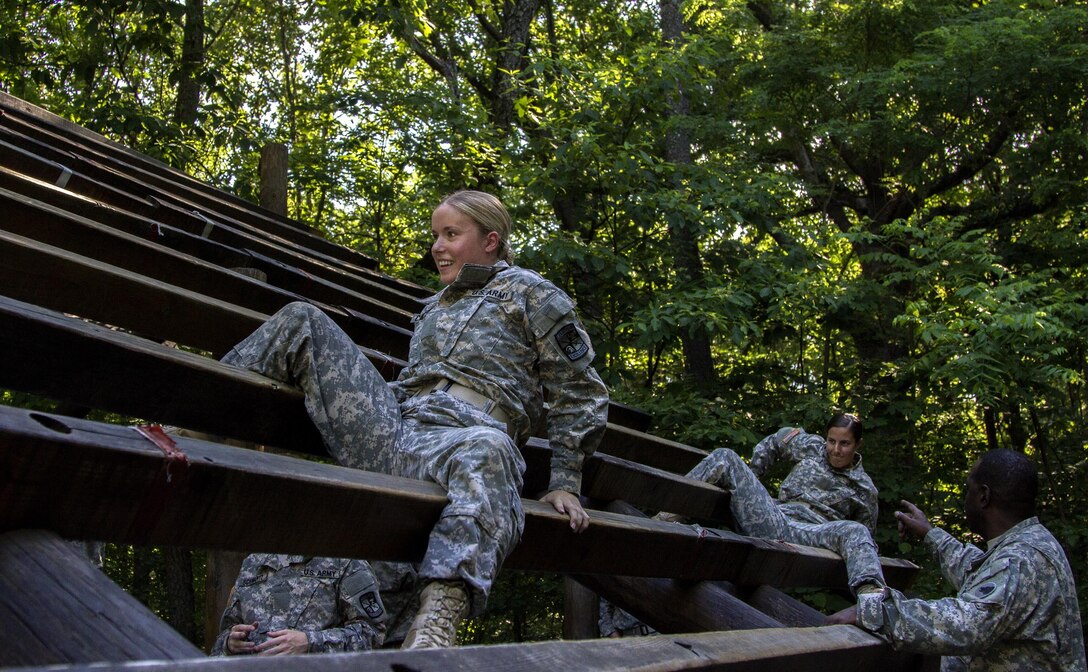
[542,490,590,533]
[255,629,309,655]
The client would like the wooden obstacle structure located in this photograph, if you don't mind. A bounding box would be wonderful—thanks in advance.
[0,90,931,670]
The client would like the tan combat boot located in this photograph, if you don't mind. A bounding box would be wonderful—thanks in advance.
[400,580,470,649]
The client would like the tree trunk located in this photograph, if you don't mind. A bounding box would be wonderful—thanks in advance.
[660,0,717,391]
[173,0,204,127]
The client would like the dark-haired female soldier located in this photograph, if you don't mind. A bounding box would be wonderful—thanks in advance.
[660,413,885,596]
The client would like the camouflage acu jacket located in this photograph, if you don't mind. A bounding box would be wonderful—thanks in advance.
[391,263,609,493]
[748,426,879,532]
[212,554,386,655]
[858,518,1087,671]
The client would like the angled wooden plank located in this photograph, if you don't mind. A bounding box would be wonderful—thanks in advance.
[0,93,385,275]
[740,584,827,628]
[3,626,925,672]
[0,530,203,667]
[0,165,417,328]
[0,293,327,449]
[0,139,425,316]
[573,572,784,633]
[600,421,711,475]
[0,222,411,362]
[581,452,732,524]
[0,405,917,587]
[0,292,727,523]
[578,502,822,633]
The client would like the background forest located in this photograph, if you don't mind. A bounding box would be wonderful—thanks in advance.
[1,0,1086,648]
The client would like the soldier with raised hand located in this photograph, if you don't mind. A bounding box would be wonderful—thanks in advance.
[220,190,608,649]
[828,449,1087,672]
[212,554,387,655]
[658,413,886,597]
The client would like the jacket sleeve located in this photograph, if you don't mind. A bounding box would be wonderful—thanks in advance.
[527,286,609,493]
[926,527,986,591]
[748,427,819,478]
[210,586,243,656]
[307,561,386,652]
[857,552,1032,657]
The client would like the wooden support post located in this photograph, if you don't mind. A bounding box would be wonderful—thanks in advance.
[563,577,600,640]
[203,550,245,652]
[258,142,288,216]
[0,529,203,666]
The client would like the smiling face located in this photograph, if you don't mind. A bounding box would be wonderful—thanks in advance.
[825,425,860,469]
[430,203,500,285]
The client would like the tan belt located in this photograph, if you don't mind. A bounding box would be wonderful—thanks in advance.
[416,378,511,426]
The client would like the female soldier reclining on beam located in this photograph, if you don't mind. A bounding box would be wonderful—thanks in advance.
[658,413,885,597]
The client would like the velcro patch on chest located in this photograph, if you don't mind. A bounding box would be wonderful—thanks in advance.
[471,288,511,301]
[555,323,589,361]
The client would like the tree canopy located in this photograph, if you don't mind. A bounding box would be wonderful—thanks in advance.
[2,0,1085,644]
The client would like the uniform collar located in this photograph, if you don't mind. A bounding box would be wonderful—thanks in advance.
[985,516,1039,551]
[446,261,508,291]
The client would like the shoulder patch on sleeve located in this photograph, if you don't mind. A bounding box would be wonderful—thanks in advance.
[343,568,387,622]
[555,323,589,362]
[529,289,576,338]
[782,428,802,444]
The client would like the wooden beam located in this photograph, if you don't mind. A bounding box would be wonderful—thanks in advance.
[0,222,411,360]
[4,626,924,672]
[600,421,710,475]
[0,156,423,321]
[573,573,784,633]
[739,584,827,628]
[562,578,599,640]
[0,93,386,275]
[573,503,799,634]
[0,405,917,587]
[0,293,732,525]
[0,529,203,666]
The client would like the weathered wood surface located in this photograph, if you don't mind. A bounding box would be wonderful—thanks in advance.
[259,142,289,216]
[574,572,785,633]
[0,293,720,521]
[0,529,203,667]
[0,217,412,358]
[739,584,828,627]
[0,92,390,278]
[575,502,821,634]
[562,578,600,640]
[0,404,918,587]
[4,626,915,672]
[0,147,424,320]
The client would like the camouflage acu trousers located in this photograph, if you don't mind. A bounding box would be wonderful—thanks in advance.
[222,302,525,615]
[687,448,885,593]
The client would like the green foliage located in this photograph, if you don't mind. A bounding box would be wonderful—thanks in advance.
[459,572,564,644]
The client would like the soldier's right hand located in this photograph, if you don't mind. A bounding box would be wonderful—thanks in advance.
[226,622,259,655]
[894,500,932,540]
